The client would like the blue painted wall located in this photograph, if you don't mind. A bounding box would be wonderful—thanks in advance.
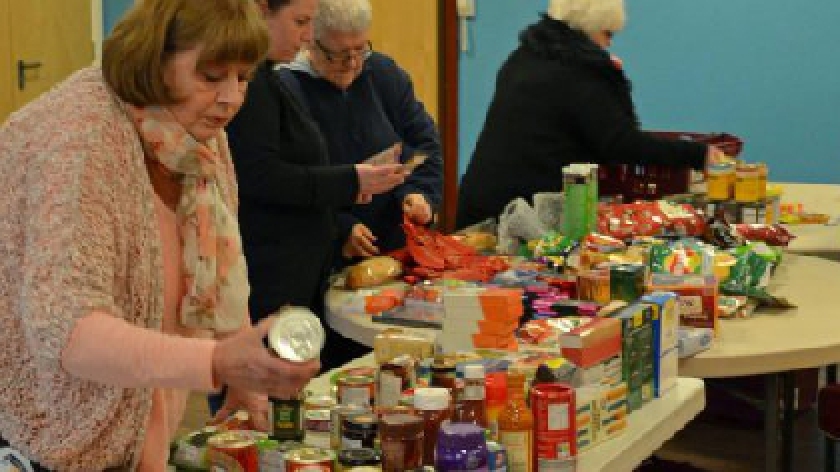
[103,0,134,34]
[458,0,840,184]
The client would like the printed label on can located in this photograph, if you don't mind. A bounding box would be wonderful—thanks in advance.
[547,403,570,431]
[498,431,533,472]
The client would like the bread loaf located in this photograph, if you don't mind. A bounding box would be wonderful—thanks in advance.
[345,256,402,289]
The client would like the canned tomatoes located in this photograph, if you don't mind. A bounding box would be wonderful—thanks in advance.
[286,447,336,471]
[207,431,260,472]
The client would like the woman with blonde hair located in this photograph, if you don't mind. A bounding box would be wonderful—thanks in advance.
[457,0,725,228]
[0,0,318,469]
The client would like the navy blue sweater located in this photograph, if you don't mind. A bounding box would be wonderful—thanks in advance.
[280,53,443,266]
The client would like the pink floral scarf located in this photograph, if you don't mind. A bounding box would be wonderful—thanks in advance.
[127,105,249,333]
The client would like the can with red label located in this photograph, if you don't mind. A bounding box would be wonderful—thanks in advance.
[207,431,260,472]
[286,447,336,471]
[531,383,577,468]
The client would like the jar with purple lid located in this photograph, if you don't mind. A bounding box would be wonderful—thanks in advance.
[435,421,489,471]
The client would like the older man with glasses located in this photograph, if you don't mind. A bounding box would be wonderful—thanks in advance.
[282,0,443,270]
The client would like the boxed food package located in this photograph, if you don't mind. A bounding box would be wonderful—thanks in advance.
[648,273,719,334]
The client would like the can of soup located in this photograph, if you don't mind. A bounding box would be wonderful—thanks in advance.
[268,306,326,362]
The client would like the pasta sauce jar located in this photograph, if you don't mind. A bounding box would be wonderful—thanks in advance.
[206,431,260,472]
[285,447,336,471]
[338,375,376,407]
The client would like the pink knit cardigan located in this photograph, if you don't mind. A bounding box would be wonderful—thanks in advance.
[0,68,240,470]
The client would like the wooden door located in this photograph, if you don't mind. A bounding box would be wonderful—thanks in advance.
[3,0,93,121]
[368,0,440,123]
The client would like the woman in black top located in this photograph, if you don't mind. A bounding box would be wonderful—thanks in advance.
[457,0,724,229]
[226,0,405,375]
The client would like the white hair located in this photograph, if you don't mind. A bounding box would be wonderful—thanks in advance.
[547,0,626,35]
[314,0,373,39]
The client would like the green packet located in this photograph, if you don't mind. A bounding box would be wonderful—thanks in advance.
[721,249,794,308]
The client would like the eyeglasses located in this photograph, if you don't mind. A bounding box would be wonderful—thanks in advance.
[315,40,373,66]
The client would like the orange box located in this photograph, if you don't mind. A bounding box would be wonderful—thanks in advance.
[560,317,622,368]
[477,319,519,336]
[472,332,518,350]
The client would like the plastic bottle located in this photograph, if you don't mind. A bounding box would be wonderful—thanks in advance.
[484,372,508,441]
[453,364,487,428]
[414,387,452,466]
[498,371,534,472]
[435,421,489,471]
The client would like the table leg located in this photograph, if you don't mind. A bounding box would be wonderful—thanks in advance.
[781,371,795,472]
[766,373,780,472]
[826,364,838,472]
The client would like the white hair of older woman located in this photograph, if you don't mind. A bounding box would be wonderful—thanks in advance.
[314,0,373,39]
[547,0,626,35]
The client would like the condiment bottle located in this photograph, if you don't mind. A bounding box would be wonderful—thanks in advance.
[453,364,487,428]
[435,421,489,471]
[266,307,324,442]
[337,448,382,471]
[430,357,457,394]
[414,387,452,466]
[379,413,424,472]
[484,372,508,441]
[341,412,379,450]
[498,371,534,472]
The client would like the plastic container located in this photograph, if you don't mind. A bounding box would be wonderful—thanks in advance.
[485,372,508,441]
[498,372,534,472]
[454,364,487,428]
[414,387,453,466]
[435,421,489,471]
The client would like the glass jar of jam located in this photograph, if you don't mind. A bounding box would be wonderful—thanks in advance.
[341,412,379,450]
[414,387,452,466]
[338,375,376,407]
[338,448,382,471]
[379,413,424,472]
[430,358,457,393]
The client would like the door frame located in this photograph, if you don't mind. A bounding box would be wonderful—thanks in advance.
[439,0,459,233]
[91,0,103,63]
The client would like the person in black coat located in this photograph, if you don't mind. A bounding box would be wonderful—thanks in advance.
[225,0,405,378]
[457,0,725,229]
[280,0,443,269]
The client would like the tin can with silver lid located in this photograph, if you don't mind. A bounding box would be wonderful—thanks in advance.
[268,306,326,362]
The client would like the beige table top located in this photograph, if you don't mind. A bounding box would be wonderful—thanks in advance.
[777,182,840,259]
[679,253,840,378]
[326,284,437,347]
[306,352,705,472]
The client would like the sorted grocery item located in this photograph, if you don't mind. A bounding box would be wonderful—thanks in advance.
[345,256,403,289]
